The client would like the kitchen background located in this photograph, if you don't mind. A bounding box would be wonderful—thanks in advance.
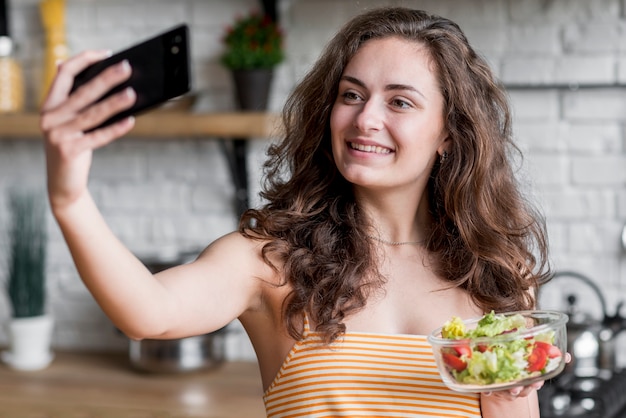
[0,0,625,366]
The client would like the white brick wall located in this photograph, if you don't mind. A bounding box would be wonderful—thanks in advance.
[1,0,625,365]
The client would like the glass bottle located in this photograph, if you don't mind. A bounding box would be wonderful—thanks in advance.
[0,35,24,113]
[40,0,68,105]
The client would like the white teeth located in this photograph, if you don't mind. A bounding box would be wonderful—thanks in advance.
[350,142,391,154]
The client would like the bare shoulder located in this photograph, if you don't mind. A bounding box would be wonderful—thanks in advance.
[194,231,278,285]
[201,230,264,253]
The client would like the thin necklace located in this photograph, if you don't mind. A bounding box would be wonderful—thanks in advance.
[366,234,424,246]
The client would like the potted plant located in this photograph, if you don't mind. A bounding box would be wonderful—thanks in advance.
[2,189,54,371]
[221,11,285,111]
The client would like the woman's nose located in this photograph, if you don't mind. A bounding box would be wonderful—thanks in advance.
[354,100,384,132]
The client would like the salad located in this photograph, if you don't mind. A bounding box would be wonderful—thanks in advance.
[439,311,563,385]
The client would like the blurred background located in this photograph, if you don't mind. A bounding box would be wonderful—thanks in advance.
[0,0,625,416]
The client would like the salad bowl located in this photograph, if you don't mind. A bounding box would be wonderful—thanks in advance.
[428,310,568,393]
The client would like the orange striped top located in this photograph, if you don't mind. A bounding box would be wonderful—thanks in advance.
[263,322,482,418]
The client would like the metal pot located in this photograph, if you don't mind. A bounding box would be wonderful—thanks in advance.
[127,248,227,373]
[565,294,615,378]
[551,271,626,378]
[129,327,226,373]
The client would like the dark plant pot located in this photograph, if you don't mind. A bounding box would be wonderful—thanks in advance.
[232,68,274,111]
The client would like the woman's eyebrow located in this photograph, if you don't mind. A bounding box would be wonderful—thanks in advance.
[385,83,426,100]
[340,75,426,100]
[340,75,366,88]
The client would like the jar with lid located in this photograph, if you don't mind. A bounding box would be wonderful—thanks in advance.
[0,35,24,113]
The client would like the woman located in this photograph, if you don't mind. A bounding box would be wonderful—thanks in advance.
[42,7,550,418]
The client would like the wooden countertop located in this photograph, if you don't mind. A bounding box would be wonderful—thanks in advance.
[0,351,266,417]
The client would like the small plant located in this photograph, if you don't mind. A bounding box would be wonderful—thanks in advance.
[221,11,284,70]
[6,190,47,318]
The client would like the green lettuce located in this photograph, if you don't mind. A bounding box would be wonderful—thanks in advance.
[440,311,559,385]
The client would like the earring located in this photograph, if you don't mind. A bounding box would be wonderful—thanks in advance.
[440,151,449,164]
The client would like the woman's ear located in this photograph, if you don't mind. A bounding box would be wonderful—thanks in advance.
[438,136,451,163]
[437,138,451,158]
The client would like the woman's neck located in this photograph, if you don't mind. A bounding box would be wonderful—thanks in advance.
[355,187,432,244]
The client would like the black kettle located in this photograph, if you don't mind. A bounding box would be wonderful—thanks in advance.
[549,271,625,378]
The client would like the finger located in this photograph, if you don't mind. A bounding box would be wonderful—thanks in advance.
[43,60,133,133]
[530,381,544,391]
[484,391,515,401]
[510,383,541,398]
[44,87,136,159]
[509,387,522,397]
[517,387,532,397]
[42,50,112,111]
[82,116,136,151]
[70,86,137,134]
[40,50,117,133]
[51,115,136,162]
[40,72,136,142]
[65,59,132,116]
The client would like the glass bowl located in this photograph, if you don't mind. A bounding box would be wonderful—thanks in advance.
[428,310,568,393]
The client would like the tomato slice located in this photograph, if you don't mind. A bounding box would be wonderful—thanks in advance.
[527,345,548,372]
[454,344,472,358]
[534,341,562,359]
[442,352,467,372]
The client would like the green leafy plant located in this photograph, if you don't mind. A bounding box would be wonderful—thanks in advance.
[6,190,47,318]
[221,11,284,70]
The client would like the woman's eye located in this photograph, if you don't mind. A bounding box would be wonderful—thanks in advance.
[391,98,412,109]
[341,91,362,102]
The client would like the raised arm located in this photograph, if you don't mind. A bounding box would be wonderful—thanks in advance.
[41,51,264,340]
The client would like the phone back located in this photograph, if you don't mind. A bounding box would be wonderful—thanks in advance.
[71,24,191,130]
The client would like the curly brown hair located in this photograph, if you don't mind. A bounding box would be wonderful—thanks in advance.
[240,7,551,343]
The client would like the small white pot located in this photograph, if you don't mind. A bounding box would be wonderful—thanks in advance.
[2,314,54,371]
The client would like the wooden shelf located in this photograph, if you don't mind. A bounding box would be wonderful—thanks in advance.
[0,111,279,214]
[0,111,282,140]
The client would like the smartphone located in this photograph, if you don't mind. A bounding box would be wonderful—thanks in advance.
[71,24,191,130]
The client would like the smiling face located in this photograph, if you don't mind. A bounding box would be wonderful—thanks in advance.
[330,36,449,197]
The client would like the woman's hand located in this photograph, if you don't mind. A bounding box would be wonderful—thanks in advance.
[483,380,544,401]
[484,351,571,400]
[40,50,137,213]
[481,352,570,418]
[480,384,542,418]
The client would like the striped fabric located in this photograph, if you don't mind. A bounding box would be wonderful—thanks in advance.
[263,322,482,418]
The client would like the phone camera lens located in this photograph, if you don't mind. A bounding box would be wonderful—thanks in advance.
[174,35,182,44]
[171,45,180,54]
